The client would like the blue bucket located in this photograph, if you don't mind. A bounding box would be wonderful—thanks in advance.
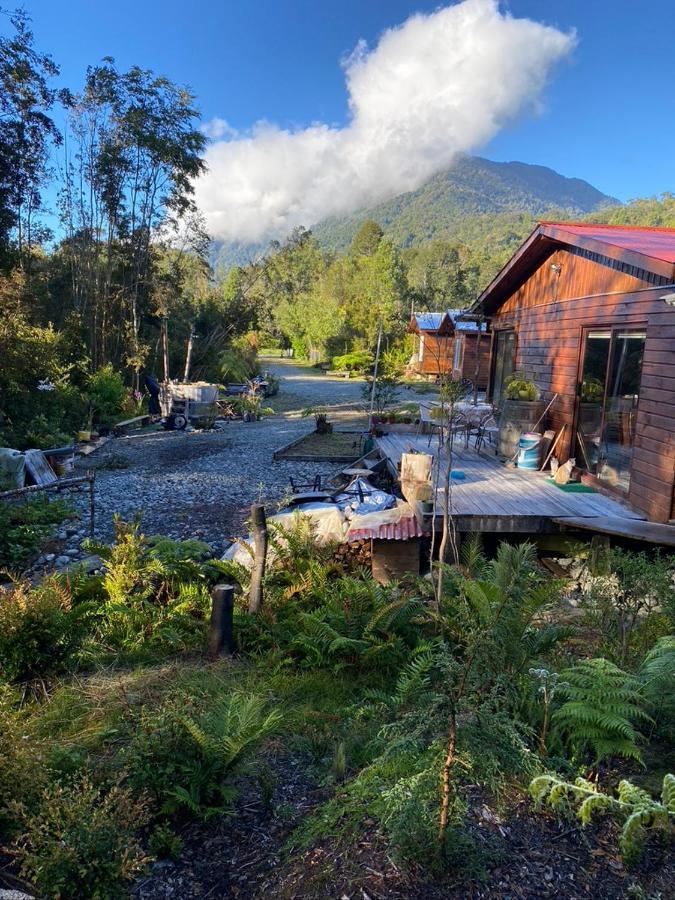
[517,432,542,470]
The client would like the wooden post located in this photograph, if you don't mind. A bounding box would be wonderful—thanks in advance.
[248,504,268,614]
[207,584,235,658]
[161,315,170,383]
[183,325,195,382]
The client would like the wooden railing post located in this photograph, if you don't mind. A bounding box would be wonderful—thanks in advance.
[248,503,268,614]
[207,584,235,658]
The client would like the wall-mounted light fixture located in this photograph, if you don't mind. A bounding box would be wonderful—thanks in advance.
[659,291,675,306]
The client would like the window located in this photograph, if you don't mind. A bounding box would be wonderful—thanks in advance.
[453,336,463,370]
[491,330,516,405]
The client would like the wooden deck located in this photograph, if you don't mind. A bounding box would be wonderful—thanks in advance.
[376,433,645,534]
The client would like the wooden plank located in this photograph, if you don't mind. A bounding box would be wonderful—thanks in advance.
[553,516,675,547]
[112,414,150,434]
[24,449,57,485]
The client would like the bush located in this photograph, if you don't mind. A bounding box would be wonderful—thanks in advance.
[331,350,374,374]
[12,775,150,899]
[0,495,72,570]
[87,364,128,427]
[0,578,84,682]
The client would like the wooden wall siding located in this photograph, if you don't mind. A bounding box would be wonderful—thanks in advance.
[490,249,675,522]
[458,334,490,389]
[418,334,453,375]
[499,247,652,317]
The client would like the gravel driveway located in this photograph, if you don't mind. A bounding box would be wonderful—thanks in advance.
[54,360,408,563]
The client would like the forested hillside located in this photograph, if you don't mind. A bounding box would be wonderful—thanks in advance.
[312,156,618,252]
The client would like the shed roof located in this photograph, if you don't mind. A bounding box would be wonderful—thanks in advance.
[410,309,485,335]
[410,312,447,333]
[473,222,675,315]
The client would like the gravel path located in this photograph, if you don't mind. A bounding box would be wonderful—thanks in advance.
[40,360,404,566]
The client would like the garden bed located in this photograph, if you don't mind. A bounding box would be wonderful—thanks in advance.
[274,430,364,462]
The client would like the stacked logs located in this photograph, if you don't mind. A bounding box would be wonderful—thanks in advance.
[332,539,372,568]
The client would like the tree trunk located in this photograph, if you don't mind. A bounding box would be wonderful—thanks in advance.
[439,705,457,840]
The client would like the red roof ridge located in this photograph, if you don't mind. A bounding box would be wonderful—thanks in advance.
[540,220,675,235]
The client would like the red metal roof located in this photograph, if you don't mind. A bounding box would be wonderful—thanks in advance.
[347,516,428,542]
[540,222,675,265]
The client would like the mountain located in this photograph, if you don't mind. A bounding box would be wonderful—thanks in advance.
[311,156,619,253]
[211,156,619,270]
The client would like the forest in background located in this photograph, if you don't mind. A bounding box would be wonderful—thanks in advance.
[2,8,675,450]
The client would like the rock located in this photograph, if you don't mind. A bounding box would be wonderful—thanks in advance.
[44,553,55,562]
[55,555,71,567]
[65,549,80,557]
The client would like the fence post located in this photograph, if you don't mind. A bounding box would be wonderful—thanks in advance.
[207,584,235,658]
[248,503,268,614]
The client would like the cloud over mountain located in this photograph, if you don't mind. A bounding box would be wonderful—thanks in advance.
[195,0,575,243]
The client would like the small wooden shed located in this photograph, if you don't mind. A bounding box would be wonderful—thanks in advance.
[408,309,489,387]
[472,222,675,523]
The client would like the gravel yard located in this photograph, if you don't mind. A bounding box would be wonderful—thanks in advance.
[33,360,434,568]
[37,360,409,566]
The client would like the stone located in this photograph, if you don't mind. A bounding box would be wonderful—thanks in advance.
[44,553,55,562]
[55,555,71,567]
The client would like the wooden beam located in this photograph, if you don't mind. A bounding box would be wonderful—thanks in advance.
[553,516,675,547]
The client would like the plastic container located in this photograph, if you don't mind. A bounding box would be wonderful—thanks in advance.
[517,432,542,470]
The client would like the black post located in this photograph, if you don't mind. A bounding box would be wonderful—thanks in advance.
[207,584,235,658]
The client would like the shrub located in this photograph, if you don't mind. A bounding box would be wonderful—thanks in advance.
[87,364,128,427]
[12,775,150,899]
[148,823,183,861]
[0,578,83,682]
[331,350,373,373]
[0,685,49,838]
[0,495,72,570]
[552,658,650,764]
[578,548,675,665]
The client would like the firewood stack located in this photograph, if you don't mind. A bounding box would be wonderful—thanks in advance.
[332,539,372,568]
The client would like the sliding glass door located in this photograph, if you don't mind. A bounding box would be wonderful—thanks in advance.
[575,328,646,491]
[491,330,516,406]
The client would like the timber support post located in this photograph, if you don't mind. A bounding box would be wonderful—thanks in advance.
[207,584,235,658]
[248,503,268,614]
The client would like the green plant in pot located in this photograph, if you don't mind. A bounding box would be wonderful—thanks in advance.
[581,376,604,403]
[504,371,540,401]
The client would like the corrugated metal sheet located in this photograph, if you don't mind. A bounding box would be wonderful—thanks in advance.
[347,516,428,542]
[542,222,675,265]
[446,308,487,332]
[413,312,445,332]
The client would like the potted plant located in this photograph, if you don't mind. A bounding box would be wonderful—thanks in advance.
[504,372,540,401]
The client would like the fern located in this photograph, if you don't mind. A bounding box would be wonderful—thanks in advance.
[640,635,675,738]
[531,772,675,866]
[552,658,651,763]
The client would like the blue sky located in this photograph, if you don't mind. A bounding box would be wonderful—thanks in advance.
[16,0,675,220]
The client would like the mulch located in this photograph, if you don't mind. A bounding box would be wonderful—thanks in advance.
[132,757,674,900]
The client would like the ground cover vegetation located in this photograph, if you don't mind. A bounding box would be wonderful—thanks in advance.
[0,515,673,898]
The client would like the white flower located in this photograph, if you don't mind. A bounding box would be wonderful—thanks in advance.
[37,379,56,392]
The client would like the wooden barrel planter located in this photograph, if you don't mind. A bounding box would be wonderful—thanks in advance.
[498,399,547,459]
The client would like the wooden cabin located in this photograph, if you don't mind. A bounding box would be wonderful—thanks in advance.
[408,310,489,388]
[473,222,675,523]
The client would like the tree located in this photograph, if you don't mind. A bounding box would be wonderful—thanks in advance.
[59,58,207,378]
[350,219,384,257]
[0,8,69,269]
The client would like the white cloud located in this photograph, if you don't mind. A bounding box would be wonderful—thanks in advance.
[195,0,575,243]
